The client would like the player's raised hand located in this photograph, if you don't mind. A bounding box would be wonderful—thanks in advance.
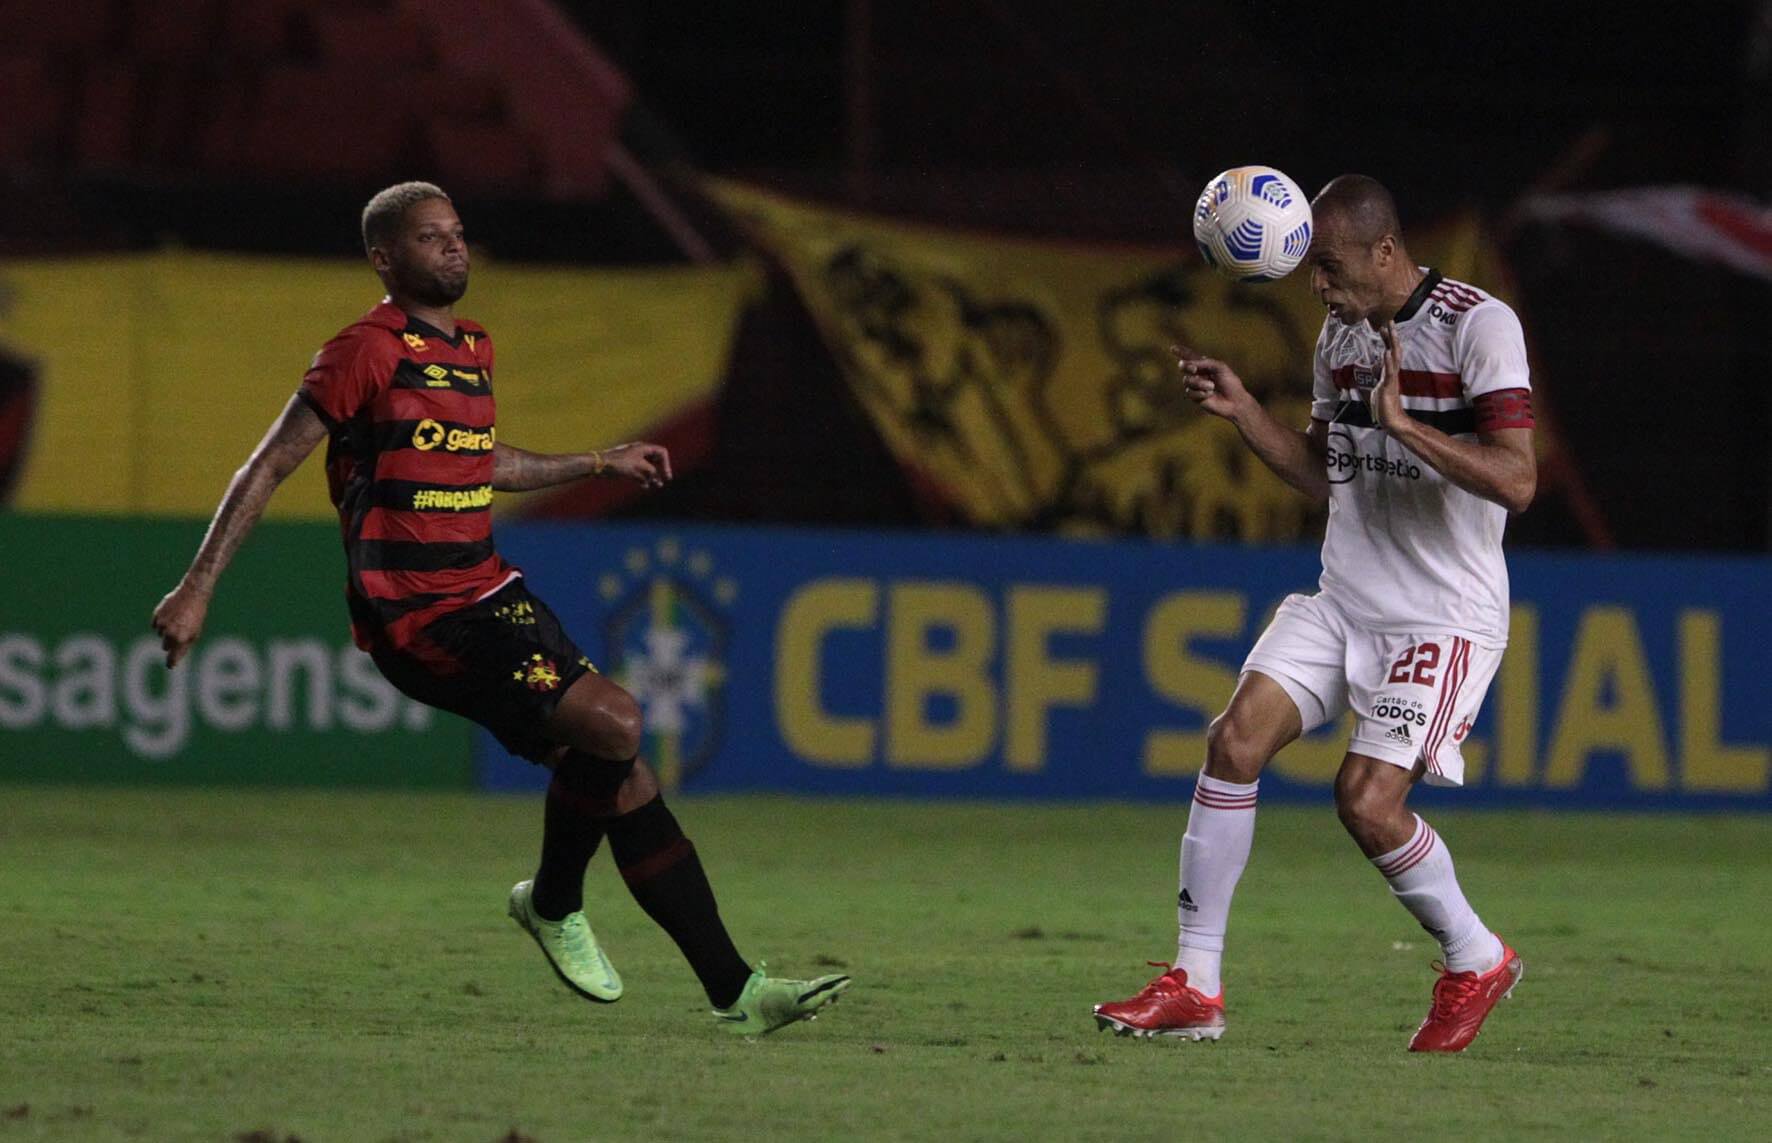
[598,441,673,490]
[151,581,211,668]
[1371,321,1408,432]
[1173,344,1254,421]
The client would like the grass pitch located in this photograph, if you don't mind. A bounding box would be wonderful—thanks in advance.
[2,788,1768,1142]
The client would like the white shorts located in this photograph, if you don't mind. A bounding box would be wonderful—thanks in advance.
[1242,592,1503,787]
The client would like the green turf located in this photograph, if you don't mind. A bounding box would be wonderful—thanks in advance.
[1,788,1768,1142]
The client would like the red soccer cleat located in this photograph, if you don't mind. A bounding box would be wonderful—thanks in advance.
[1408,941,1523,1052]
[1093,963,1226,1041]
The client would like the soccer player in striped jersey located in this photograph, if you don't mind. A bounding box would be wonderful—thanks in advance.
[1093,174,1532,1051]
[152,182,848,1037]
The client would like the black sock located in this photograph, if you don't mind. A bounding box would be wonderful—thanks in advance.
[606,796,753,1008]
[530,753,629,921]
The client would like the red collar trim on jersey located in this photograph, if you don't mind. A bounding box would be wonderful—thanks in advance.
[1392,268,1444,323]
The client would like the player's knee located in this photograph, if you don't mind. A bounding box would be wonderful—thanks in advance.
[590,687,644,761]
[1204,713,1268,783]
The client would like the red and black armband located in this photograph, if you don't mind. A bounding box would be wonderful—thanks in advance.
[1473,388,1534,432]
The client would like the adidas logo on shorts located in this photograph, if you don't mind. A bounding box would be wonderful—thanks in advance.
[1384,724,1414,745]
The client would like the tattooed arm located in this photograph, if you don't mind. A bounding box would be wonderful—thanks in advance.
[151,395,329,666]
[492,441,673,492]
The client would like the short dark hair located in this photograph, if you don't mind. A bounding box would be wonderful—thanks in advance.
[361,181,450,254]
[1312,174,1402,246]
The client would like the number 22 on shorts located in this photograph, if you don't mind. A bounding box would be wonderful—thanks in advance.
[1387,642,1441,686]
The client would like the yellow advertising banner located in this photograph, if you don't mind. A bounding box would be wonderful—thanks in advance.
[711,179,1507,541]
[0,253,757,519]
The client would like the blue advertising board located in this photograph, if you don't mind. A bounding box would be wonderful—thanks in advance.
[479,523,1770,809]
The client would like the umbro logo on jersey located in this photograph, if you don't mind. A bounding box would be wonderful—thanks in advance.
[1384,724,1414,745]
[1178,889,1198,913]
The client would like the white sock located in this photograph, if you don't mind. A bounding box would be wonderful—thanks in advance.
[1372,815,1504,973]
[1173,772,1258,997]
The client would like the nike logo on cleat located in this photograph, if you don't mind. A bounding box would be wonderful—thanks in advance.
[797,977,851,1004]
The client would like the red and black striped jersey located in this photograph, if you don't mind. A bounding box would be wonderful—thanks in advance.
[298,299,517,655]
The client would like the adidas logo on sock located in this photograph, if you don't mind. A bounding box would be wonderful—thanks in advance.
[1178,888,1198,913]
[1384,723,1413,745]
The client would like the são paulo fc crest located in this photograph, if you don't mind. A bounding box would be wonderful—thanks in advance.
[598,537,734,790]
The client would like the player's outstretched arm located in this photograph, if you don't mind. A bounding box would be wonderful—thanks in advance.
[1371,322,1536,513]
[492,441,672,492]
[151,395,328,667]
[1177,346,1329,503]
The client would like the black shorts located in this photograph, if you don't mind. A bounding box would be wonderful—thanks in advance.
[372,579,595,763]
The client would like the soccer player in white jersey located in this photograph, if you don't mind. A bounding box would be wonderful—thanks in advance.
[1093,174,1536,1051]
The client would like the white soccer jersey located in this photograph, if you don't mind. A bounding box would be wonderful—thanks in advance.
[1309,270,1534,645]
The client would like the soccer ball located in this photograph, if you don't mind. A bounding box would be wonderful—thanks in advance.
[1192,166,1313,282]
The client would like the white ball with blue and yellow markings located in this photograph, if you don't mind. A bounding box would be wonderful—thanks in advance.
[1192,166,1313,282]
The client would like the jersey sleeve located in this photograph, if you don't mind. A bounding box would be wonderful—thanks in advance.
[1455,302,1531,399]
[298,327,395,427]
[1456,301,1535,432]
[1310,317,1339,421]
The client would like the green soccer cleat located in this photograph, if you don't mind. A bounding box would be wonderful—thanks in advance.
[712,965,852,1037]
[507,880,623,1003]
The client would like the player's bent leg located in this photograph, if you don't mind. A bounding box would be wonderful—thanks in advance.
[590,771,849,1036]
[521,671,641,921]
[1180,670,1303,993]
[509,747,629,1004]
[601,791,752,1005]
[509,671,645,1007]
[1335,753,1521,1051]
[529,675,850,1033]
[1095,672,1305,1039]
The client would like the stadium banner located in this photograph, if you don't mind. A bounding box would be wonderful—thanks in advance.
[479,522,1771,809]
[1521,187,1772,282]
[0,253,758,519]
[0,516,471,787]
[707,180,1595,543]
